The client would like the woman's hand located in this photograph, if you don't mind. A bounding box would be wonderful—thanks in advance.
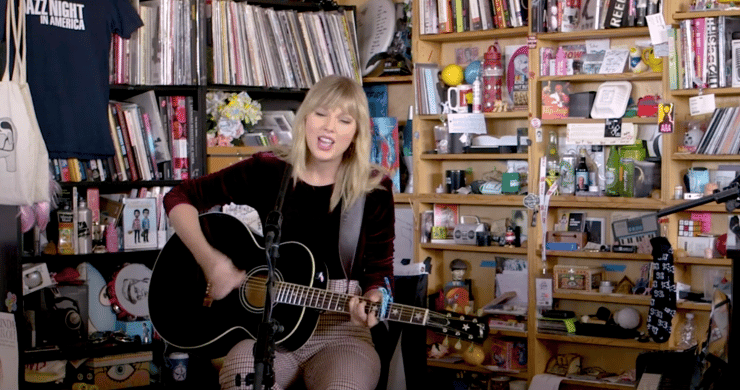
[201,249,246,300]
[349,289,384,328]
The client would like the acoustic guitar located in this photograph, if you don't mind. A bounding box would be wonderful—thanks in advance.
[148,212,488,357]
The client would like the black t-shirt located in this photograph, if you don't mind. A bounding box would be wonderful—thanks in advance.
[2,0,143,159]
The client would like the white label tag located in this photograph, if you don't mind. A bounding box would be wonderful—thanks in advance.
[536,277,553,308]
[689,94,716,116]
[647,13,668,45]
[446,113,487,134]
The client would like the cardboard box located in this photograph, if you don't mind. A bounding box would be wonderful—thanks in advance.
[553,265,604,292]
[490,339,527,370]
[86,351,152,390]
[547,231,588,249]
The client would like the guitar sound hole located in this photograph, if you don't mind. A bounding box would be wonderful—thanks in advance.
[244,273,268,309]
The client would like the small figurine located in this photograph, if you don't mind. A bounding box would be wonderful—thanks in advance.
[442,259,474,314]
[505,226,516,247]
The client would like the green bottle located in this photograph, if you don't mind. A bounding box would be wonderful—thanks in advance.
[605,145,621,196]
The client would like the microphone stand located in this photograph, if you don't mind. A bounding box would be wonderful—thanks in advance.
[641,176,740,367]
[251,209,283,390]
[245,166,292,389]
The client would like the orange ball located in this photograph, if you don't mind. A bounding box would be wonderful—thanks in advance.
[462,344,486,365]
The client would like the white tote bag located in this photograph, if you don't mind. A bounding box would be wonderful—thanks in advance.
[0,0,50,206]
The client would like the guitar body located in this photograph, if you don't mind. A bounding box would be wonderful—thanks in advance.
[148,212,327,357]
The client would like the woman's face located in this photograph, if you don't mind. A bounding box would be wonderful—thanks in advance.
[304,105,357,166]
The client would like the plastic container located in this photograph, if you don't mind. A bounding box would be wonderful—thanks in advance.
[489,376,510,390]
[677,313,697,350]
[482,43,504,112]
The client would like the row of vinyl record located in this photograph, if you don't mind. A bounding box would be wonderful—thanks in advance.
[418,0,528,35]
[694,106,740,155]
[51,92,198,183]
[210,1,361,88]
[110,0,204,86]
[667,16,740,90]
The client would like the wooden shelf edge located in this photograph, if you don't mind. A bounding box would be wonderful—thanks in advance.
[560,378,636,389]
[393,193,413,205]
[362,75,413,84]
[553,291,651,305]
[539,72,661,82]
[540,250,652,260]
[542,117,657,125]
[673,10,740,20]
[427,359,529,378]
[671,153,740,161]
[421,243,527,254]
[674,256,733,266]
[536,333,671,350]
[536,27,650,41]
[420,153,529,161]
[670,86,740,96]
[416,194,526,206]
[548,196,663,210]
[419,26,528,42]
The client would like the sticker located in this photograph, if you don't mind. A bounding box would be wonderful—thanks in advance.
[689,94,716,116]
[531,117,542,128]
[604,118,622,137]
[658,103,674,133]
[528,35,537,49]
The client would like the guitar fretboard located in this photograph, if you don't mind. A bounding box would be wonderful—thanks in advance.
[275,281,429,326]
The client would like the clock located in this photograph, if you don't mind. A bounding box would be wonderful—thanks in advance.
[356,0,395,76]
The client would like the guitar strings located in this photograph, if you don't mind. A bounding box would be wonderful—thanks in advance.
[235,277,483,339]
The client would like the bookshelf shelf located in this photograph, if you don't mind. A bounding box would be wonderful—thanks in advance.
[536,27,650,41]
[536,333,672,350]
[547,196,664,210]
[677,301,712,311]
[664,200,740,213]
[670,87,740,96]
[421,243,527,255]
[207,84,309,97]
[673,10,740,20]
[416,111,529,120]
[57,180,182,190]
[419,26,528,42]
[671,153,740,161]
[393,193,413,205]
[553,292,651,306]
[674,256,733,266]
[560,379,635,389]
[420,153,529,161]
[427,359,529,378]
[489,329,528,338]
[541,117,657,125]
[539,72,662,82]
[540,250,653,261]
[363,75,413,84]
[416,194,526,206]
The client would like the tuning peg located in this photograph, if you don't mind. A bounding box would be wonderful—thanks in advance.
[442,335,449,347]
[455,338,462,350]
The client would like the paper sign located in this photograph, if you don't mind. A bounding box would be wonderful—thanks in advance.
[689,94,716,116]
[447,113,487,134]
[598,49,630,74]
[535,277,553,308]
[585,39,610,54]
[647,13,668,45]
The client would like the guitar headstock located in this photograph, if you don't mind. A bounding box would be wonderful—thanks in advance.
[426,311,489,343]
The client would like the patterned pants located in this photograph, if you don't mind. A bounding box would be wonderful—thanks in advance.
[220,281,381,390]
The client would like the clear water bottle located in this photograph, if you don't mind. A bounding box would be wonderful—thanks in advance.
[677,313,697,349]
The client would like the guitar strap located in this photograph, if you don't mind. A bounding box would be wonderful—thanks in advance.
[338,194,366,281]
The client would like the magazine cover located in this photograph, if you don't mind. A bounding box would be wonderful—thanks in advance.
[371,117,400,192]
[541,81,571,119]
[122,197,158,251]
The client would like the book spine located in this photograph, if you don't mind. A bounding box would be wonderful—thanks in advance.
[113,102,140,181]
[170,96,189,180]
[706,17,720,88]
[693,17,707,87]
[439,0,454,32]
[668,26,679,91]
[141,113,161,180]
[718,15,727,88]
[107,104,126,181]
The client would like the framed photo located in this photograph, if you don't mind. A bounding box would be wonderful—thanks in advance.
[122,197,158,251]
[585,217,606,246]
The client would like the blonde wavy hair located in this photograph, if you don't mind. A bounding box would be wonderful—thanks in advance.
[285,75,385,212]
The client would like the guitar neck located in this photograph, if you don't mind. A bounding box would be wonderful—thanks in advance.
[275,281,429,326]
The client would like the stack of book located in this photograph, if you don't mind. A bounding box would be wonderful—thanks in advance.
[210,2,361,88]
[419,0,528,35]
[537,317,576,335]
[51,91,199,183]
